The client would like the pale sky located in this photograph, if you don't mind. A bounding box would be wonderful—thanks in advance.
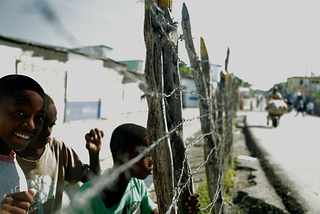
[0,0,319,91]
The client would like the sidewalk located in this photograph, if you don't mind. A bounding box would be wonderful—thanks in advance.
[226,114,289,213]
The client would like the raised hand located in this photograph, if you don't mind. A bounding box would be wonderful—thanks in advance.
[85,128,104,154]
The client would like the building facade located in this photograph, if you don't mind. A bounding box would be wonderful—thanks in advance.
[286,76,320,98]
[0,35,147,123]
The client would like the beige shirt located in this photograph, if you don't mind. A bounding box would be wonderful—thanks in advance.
[17,138,89,214]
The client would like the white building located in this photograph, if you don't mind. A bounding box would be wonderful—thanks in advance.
[0,35,147,124]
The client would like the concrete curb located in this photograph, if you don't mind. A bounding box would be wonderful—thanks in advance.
[229,115,288,213]
[242,115,306,214]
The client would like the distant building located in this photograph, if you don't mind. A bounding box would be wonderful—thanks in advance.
[181,64,221,108]
[181,75,199,108]
[119,60,144,74]
[210,64,221,83]
[286,76,320,97]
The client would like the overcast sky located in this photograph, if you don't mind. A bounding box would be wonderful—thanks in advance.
[0,0,319,90]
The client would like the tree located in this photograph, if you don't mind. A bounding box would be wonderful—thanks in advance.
[179,62,191,75]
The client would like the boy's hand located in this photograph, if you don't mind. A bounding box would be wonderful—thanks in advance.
[185,192,201,213]
[85,128,104,154]
[0,188,36,214]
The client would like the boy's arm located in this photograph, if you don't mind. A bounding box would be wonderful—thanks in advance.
[0,189,36,214]
[82,128,104,182]
[150,208,159,214]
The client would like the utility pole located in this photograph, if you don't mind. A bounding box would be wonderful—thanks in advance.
[309,72,314,101]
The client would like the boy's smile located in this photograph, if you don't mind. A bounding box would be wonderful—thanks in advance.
[0,90,45,154]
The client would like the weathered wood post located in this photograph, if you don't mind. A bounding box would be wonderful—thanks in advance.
[161,6,195,214]
[144,1,195,213]
[181,3,223,213]
[200,37,213,114]
[144,1,175,213]
[223,49,233,163]
[217,70,226,181]
[201,38,220,164]
[217,70,226,138]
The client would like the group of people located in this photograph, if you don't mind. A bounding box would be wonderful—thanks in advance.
[0,74,201,214]
[267,86,316,119]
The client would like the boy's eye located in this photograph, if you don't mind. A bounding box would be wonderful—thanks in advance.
[144,153,151,159]
[14,111,24,116]
[37,116,45,122]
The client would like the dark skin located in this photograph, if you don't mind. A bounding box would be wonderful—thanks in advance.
[0,91,45,214]
[101,136,201,214]
[16,104,104,182]
[0,189,36,214]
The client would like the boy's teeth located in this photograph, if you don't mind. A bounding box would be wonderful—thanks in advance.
[15,133,30,140]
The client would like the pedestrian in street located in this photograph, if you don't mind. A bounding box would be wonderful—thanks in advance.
[15,94,104,214]
[295,95,305,117]
[0,74,46,213]
[266,86,283,125]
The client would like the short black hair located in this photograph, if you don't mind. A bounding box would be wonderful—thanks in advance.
[0,74,46,104]
[110,123,147,161]
[45,94,55,108]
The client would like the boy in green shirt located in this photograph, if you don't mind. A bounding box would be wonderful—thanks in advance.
[73,123,200,214]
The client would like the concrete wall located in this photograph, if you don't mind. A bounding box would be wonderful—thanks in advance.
[0,43,67,124]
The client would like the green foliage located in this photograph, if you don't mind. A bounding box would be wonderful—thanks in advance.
[312,92,320,98]
[179,62,191,75]
[264,82,287,93]
[196,181,211,214]
[222,150,237,203]
[251,89,267,96]
[196,151,238,212]
[222,167,237,203]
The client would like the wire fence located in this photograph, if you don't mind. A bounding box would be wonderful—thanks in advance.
[58,1,241,214]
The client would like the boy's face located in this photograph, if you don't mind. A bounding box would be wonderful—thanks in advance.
[0,90,45,155]
[29,105,57,149]
[129,136,153,180]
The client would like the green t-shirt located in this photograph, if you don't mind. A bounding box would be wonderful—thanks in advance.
[75,177,157,214]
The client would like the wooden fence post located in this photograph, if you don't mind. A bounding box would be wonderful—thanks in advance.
[181,3,223,213]
[144,3,175,213]
[144,1,195,213]
[161,7,195,214]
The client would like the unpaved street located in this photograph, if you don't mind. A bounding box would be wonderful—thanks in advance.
[245,110,320,213]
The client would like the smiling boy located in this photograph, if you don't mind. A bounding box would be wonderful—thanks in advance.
[16,94,104,214]
[0,74,46,213]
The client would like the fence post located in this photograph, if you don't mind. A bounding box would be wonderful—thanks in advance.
[218,71,226,168]
[224,49,233,165]
[144,1,195,213]
[144,2,175,213]
[161,6,195,214]
[181,3,223,213]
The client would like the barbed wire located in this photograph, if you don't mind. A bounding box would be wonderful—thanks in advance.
[60,70,238,213]
[31,0,241,213]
